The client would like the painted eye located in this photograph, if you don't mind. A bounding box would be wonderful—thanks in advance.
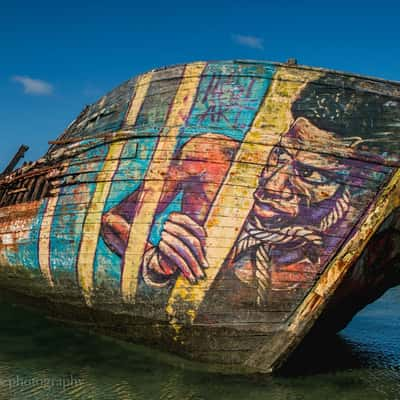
[298,167,329,184]
[301,168,313,178]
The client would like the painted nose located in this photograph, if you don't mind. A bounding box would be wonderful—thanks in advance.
[264,165,293,199]
[259,165,300,217]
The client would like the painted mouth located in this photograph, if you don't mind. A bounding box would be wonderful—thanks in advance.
[253,186,300,219]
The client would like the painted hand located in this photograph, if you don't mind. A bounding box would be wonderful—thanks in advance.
[156,212,209,284]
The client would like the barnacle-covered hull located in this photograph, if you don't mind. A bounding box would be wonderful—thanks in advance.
[0,60,399,373]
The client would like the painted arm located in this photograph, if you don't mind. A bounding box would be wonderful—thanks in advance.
[101,134,238,286]
[143,134,239,286]
[101,189,141,257]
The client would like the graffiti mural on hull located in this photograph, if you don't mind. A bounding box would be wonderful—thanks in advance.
[0,61,399,331]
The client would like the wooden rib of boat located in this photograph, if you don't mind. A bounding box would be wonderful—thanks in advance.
[0,60,400,373]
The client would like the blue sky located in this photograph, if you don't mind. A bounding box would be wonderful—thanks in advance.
[1,0,400,169]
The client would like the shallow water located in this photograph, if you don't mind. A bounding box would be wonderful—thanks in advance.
[0,287,398,400]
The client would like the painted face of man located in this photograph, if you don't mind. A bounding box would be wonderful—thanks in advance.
[253,117,349,228]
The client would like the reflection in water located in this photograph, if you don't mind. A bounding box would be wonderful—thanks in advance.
[0,287,398,400]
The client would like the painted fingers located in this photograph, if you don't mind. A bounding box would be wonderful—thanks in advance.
[159,212,209,284]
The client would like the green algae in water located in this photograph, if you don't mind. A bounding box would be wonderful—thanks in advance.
[0,288,398,400]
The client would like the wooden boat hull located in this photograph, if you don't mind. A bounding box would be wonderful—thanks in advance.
[0,60,399,373]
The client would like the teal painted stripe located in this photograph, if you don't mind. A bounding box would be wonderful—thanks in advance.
[49,144,108,281]
[180,61,276,145]
[94,137,159,286]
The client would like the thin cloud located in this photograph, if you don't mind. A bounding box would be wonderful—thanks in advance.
[232,34,264,50]
[12,75,53,95]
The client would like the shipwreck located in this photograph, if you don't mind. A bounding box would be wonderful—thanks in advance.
[0,60,399,373]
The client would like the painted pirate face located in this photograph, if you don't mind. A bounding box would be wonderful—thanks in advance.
[253,117,348,228]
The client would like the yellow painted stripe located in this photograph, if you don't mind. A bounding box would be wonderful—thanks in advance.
[77,72,153,305]
[126,72,153,126]
[166,66,324,327]
[121,62,206,303]
[39,194,59,286]
[77,141,125,303]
